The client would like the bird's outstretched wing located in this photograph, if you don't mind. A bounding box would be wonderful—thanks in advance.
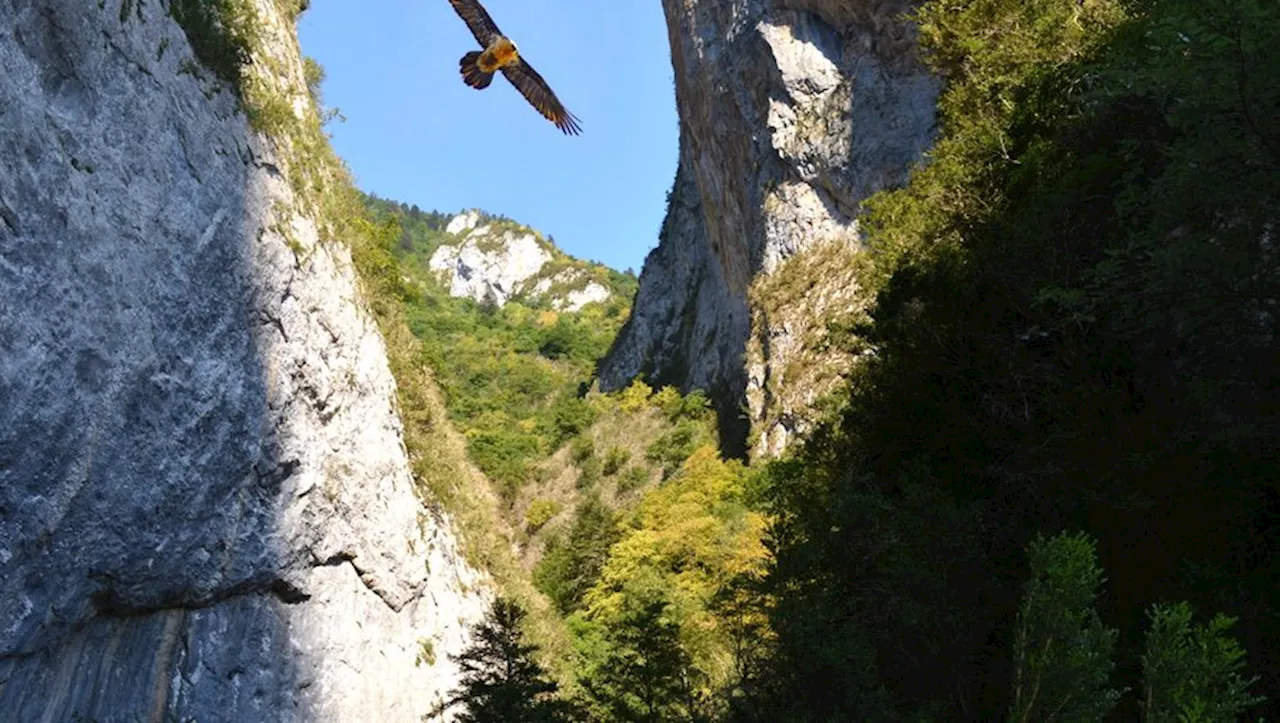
[446,0,503,47]
[501,59,583,135]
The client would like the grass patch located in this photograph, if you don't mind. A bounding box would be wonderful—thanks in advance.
[744,237,873,455]
[167,0,260,96]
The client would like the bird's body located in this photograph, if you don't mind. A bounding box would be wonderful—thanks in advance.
[475,35,519,74]
[446,0,582,135]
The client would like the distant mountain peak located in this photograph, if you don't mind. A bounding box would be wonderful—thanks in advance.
[445,209,483,236]
[428,211,617,312]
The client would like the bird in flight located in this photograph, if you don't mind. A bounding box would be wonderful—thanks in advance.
[446,0,583,135]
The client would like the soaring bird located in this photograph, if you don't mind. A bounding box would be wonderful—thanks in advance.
[446,0,583,135]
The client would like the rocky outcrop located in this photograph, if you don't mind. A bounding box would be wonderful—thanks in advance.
[0,1,486,720]
[445,209,484,236]
[429,211,616,312]
[601,165,753,452]
[533,272,613,312]
[600,0,941,457]
[429,222,554,307]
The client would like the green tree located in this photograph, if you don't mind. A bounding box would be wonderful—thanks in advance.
[432,597,575,722]
[644,421,703,479]
[1009,532,1121,722]
[576,582,704,722]
[547,395,598,448]
[1141,602,1265,723]
[1006,533,1266,722]
[573,447,771,721]
[533,495,622,614]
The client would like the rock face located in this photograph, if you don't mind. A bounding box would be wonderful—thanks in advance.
[429,223,554,307]
[429,211,615,312]
[537,273,613,311]
[0,1,486,720]
[600,0,941,457]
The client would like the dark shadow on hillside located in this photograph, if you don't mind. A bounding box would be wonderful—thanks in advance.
[751,1,1280,718]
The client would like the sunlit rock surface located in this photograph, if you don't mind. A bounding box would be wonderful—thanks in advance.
[429,212,617,312]
[0,1,487,720]
[600,0,940,457]
[429,223,554,307]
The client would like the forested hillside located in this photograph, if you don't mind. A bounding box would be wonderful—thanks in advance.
[363,196,638,498]
[743,0,1278,719]
[402,0,1276,721]
[353,194,762,702]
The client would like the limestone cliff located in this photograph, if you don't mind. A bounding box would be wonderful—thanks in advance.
[429,210,621,312]
[0,1,486,720]
[600,0,941,457]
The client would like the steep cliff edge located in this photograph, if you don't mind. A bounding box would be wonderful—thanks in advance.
[600,0,940,457]
[0,1,486,720]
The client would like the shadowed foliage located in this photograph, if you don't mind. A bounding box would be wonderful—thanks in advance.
[433,597,579,722]
[736,0,1277,719]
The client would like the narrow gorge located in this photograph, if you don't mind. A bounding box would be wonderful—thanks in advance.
[3,0,944,716]
[6,0,1271,719]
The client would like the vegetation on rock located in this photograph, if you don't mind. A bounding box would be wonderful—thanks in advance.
[364,196,640,498]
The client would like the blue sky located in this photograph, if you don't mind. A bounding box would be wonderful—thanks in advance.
[297,1,679,273]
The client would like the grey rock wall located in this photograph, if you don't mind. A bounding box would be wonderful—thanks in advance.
[0,0,486,720]
[601,164,752,452]
[599,0,940,457]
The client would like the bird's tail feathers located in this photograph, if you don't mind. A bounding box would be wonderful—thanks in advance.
[460,51,494,89]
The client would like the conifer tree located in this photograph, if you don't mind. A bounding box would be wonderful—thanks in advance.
[432,596,574,723]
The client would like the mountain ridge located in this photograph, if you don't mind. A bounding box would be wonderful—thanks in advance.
[363,195,638,314]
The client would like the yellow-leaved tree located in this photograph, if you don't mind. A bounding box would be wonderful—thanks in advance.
[570,445,771,720]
